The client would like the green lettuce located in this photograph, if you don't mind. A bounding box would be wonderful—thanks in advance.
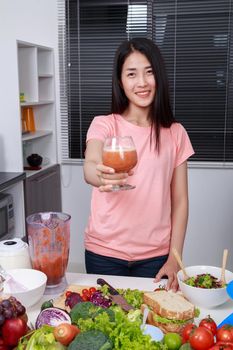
[76,306,166,350]
[16,325,65,350]
[153,314,190,325]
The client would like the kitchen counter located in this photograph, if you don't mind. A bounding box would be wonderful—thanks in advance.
[0,171,26,192]
[28,272,233,327]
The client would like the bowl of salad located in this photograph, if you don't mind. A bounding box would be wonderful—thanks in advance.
[177,265,233,309]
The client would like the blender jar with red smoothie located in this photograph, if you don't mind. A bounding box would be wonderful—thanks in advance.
[26,212,71,293]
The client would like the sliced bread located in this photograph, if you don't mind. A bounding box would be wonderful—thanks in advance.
[143,290,195,320]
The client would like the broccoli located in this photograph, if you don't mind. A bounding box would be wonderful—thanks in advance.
[70,301,96,323]
[68,330,113,350]
[70,301,115,325]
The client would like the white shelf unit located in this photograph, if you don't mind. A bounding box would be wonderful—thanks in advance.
[17,42,57,177]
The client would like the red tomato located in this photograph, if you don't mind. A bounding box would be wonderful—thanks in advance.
[2,318,27,347]
[209,341,233,350]
[199,316,217,336]
[82,289,91,300]
[82,288,89,295]
[181,323,197,342]
[54,323,80,346]
[89,287,97,294]
[189,326,214,350]
[65,290,72,297]
[217,326,233,343]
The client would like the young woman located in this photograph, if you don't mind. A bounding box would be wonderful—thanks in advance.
[83,38,194,290]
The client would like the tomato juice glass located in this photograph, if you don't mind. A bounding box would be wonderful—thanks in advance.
[26,212,71,294]
[102,136,138,191]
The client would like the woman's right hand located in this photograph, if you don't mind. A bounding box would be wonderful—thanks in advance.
[96,163,132,192]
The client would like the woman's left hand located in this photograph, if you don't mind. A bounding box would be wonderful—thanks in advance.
[154,260,179,291]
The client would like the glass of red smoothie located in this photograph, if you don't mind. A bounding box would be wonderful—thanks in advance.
[102,136,137,191]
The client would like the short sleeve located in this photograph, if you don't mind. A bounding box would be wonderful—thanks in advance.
[86,114,116,142]
[171,123,195,167]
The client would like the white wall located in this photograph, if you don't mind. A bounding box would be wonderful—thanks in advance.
[0,0,60,172]
[185,167,233,268]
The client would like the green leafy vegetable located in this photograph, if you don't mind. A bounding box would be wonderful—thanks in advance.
[127,309,142,322]
[185,274,224,288]
[76,305,166,350]
[194,308,200,318]
[16,325,65,350]
[117,288,143,309]
[100,286,143,309]
[153,314,190,325]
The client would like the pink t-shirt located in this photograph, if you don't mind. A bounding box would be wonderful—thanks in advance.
[85,114,194,261]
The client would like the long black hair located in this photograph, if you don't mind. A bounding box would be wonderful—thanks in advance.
[111,37,176,149]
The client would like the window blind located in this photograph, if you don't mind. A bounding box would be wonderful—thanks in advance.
[58,0,233,164]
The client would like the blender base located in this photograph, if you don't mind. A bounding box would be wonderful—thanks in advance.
[44,276,68,295]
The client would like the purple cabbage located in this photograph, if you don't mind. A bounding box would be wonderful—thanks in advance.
[90,291,112,308]
[35,307,71,328]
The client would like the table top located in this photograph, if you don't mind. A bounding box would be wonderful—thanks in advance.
[0,171,25,192]
[27,272,233,327]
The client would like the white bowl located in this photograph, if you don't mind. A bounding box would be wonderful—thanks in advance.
[177,265,233,309]
[142,324,164,342]
[3,268,47,308]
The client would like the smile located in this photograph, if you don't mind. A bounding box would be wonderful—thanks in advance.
[135,91,150,97]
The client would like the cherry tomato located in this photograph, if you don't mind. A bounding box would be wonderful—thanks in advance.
[217,326,233,343]
[181,323,197,343]
[65,291,72,297]
[189,326,214,350]
[54,323,80,346]
[154,285,166,291]
[82,288,89,295]
[199,316,217,336]
[89,287,97,294]
[81,289,90,299]
[81,294,90,301]
[209,342,233,350]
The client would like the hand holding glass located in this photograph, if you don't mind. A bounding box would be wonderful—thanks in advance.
[102,136,137,191]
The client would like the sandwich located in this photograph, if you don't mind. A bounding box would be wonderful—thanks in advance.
[141,290,196,334]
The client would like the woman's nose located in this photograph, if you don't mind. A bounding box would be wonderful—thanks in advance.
[137,74,147,86]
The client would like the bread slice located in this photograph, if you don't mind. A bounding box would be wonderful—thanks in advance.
[143,290,195,320]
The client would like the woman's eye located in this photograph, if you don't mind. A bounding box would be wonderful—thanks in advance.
[127,72,135,77]
[146,69,153,75]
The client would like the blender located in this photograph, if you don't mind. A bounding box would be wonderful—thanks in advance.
[26,212,71,294]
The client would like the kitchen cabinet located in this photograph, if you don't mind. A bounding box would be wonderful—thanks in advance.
[17,41,57,175]
[24,164,62,218]
[17,41,62,222]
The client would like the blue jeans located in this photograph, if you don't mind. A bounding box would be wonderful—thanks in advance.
[85,250,168,278]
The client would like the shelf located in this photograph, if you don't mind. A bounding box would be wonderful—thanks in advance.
[20,100,54,107]
[0,172,26,192]
[39,74,53,78]
[22,130,52,142]
[24,163,55,178]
